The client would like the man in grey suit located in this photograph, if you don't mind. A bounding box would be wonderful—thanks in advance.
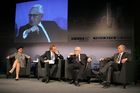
[99,44,131,88]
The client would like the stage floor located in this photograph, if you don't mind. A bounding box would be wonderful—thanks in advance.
[0,77,140,93]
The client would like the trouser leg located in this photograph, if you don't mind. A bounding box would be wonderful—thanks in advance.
[67,64,75,80]
[50,64,58,78]
[45,63,50,79]
[106,66,113,83]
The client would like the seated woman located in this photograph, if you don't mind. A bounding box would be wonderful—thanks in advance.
[6,46,30,81]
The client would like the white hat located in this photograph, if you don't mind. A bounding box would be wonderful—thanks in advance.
[29,4,44,14]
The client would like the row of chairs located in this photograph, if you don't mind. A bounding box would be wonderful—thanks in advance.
[6,56,136,88]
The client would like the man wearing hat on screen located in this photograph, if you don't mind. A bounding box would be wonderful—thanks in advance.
[17,4,67,42]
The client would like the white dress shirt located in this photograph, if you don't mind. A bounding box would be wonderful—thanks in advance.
[38,22,51,42]
[117,52,123,64]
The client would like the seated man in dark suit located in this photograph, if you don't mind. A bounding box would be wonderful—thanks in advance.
[17,4,67,42]
[40,44,64,83]
[67,47,92,86]
[99,44,131,88]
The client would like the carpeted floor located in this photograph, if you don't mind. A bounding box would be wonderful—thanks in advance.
[0,77,140,93]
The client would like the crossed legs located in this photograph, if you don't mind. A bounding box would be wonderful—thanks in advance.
[9,59,20,80]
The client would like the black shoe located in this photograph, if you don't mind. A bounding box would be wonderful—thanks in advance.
[87,80,90,84]
[42,78,46,82]
[45,77,50,83]
[101,81,107,85]
[102,82,110,88]
[97,72,103,82]
[87,77,91,84]
[103,84,110,88]
[69,80,74,84]
[15,79,19,81]
[74,81,80,87]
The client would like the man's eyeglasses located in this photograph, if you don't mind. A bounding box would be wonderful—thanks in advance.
[29,14,42,17]
[74,50,80,51]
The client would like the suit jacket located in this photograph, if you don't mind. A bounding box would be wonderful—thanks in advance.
[67,54,88,65]
[40,50,64,64]
[100,52,131,73]
[106,52,131,63]
[17,21,67,42]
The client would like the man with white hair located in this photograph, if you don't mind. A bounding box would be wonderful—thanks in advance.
[99,44,131,88]
[17,4,66,42]
[67,47,92,86]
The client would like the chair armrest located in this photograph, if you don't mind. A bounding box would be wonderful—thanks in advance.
[6,59,11,73]
[25,58,30,75]
[37,58,43,76]
[84,62,91,71]
[55,59,63,78]
[65,60,68,79]
[119,61,135,84]
[6,57,15,72]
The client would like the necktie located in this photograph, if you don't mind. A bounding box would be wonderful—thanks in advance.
[51,52,55,61]
[38,26,45,36]
[76,55,79,63]
[117,53,121,64]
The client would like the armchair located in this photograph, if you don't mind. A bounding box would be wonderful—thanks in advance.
[6,57,30,78]
[37,56,63,80]
[112,61,136,88]
[99,60,136,88]
[65,60,92,82]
